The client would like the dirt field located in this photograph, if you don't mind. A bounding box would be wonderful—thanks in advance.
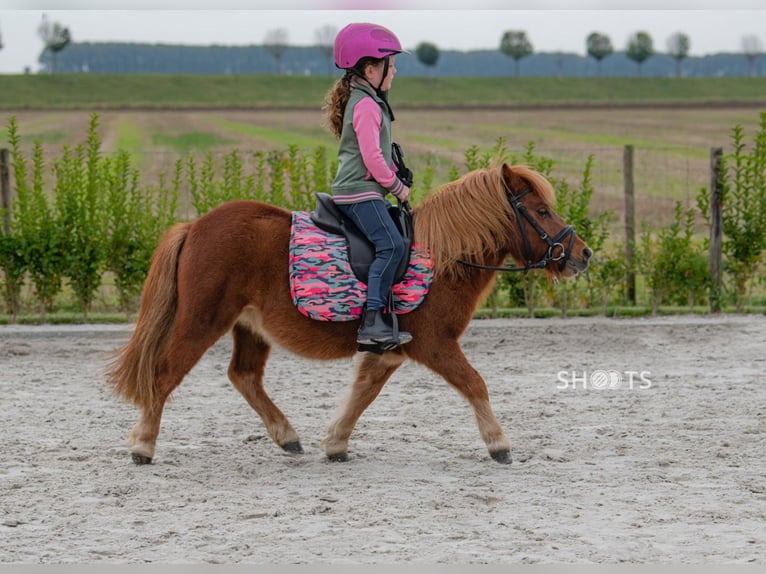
[1,314,764,564]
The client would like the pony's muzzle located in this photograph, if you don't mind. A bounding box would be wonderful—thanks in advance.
[573,246,593,273]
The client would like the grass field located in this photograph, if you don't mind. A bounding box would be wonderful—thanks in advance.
[2,74,766,109]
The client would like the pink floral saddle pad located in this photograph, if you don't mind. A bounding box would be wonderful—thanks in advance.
[289,211,433,322]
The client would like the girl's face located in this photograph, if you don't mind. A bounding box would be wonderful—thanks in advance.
[365,56,397,91]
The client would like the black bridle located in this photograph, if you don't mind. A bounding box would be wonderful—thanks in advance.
[459,184,576,273]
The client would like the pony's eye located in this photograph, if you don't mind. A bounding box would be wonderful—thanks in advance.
[536,208,550,218]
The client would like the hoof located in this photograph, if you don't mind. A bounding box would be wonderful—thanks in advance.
[490,449,512,464]
[131,452,153,465]
[327,452,349,463]
[281,441,304,454]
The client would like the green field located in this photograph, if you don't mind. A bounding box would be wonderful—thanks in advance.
[2,74,766,110]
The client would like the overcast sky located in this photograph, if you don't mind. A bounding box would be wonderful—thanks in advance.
[1,6,765,74]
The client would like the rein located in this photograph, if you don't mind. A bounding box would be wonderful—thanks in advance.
[458,184,576,274]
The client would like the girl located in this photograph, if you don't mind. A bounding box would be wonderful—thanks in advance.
[323,23,412,348]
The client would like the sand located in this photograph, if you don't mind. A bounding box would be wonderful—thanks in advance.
[1,314,764,564]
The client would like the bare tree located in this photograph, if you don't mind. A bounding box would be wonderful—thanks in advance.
[667,32,691,78]
[742,35,763,78]
[586,32,613,77]
[264,28,289,75]
[553,52,565,78]
[0,25,4,52]
[315,24,338,76]
[38,13,71,74]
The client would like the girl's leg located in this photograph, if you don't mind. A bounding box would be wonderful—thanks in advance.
[336,199,410,345]
[338,199,405,310]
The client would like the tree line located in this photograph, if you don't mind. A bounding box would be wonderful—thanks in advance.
[33,41,765,79]
[20,15,765,78]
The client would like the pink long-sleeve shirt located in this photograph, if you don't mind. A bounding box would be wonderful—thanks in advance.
[352,97,405,197]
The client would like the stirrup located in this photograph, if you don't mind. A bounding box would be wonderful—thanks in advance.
[385,292,412,346]
[358,340,401,354]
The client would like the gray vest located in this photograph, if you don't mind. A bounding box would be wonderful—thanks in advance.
[331,82,393,200]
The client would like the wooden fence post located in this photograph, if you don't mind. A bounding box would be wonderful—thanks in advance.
[1,148,11,235]
[623,144,636,306]
[709,147,723,313]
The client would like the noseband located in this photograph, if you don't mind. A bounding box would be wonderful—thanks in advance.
[459,184,576,273]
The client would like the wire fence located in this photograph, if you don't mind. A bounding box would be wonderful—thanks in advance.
[1,142,720,250]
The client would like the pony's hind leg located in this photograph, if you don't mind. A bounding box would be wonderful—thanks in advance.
[411,340,512,464]
[228,323,303,454]
[129,326,224,464]
[322,351,406,462]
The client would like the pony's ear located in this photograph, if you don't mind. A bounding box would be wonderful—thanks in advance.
[501,163,526,195]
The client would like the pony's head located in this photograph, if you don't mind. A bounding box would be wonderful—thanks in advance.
[414,163,592,280]
[496,164,592,279]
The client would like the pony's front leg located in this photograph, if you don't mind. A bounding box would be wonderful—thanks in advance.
[411,340,512,464]
[322,351,406,461]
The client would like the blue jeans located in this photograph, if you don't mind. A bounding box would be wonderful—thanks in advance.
[336,199,405,311]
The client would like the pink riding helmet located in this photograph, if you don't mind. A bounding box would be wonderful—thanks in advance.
[334,23,407,70]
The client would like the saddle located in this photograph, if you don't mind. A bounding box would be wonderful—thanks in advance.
[309,192,413,284]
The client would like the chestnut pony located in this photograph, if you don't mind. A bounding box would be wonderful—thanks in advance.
[109,163,592,465]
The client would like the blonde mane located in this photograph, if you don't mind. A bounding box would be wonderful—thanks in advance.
[413,164,556,279]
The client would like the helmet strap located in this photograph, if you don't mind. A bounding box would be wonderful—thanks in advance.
[375,56,395,121]
[376,56,390,94]
[346,56,396,122]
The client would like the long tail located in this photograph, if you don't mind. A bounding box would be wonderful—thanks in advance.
[108,222,191,413]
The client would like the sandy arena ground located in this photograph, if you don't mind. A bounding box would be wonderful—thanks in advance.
[1,315,764,564]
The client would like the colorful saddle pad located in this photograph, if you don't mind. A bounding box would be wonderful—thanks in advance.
[289,211,433,322]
